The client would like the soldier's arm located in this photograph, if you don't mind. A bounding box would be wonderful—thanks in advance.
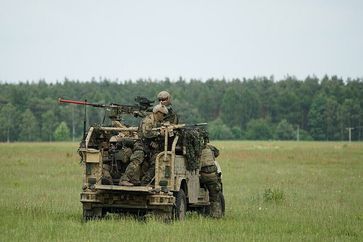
[207,144,220,158]
[142,119,159,139]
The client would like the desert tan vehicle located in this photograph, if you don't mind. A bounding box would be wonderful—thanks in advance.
[78,124,224,220]
[58,97,224,220]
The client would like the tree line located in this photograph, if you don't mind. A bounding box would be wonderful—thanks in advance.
[0,76,362,142]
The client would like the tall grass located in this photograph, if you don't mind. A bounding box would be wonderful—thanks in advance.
[0,141,362,241]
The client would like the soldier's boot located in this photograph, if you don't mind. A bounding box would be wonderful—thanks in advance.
[119,159,141,186]
[210,201,223,219]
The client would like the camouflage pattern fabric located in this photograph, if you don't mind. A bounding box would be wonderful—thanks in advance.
[118,147,132,164]
[200,172,221,203]
[102,164,113,184]
[140,153,158,185]
[139,114,160,139]
[102,143,133,184]
[119,143,144,185]
[208,144,219,158]
[165,105,179,124]
[120,113,162,185]
[200,171,222,218]
[199,144,223,218]
[181,128,204,171]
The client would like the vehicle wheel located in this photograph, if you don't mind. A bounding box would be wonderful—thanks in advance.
[83,207,104,221]
[83,209,93,221]
[173,189,187,220]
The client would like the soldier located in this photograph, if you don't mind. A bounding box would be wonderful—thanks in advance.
[200,141,223,218]
[119,104,168,186]
[157,91,179,124]
[101,136,133,185]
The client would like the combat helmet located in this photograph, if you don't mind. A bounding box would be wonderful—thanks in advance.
[157,91,171,106]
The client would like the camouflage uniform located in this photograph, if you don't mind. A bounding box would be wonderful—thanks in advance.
[164,105,179,124]
[200,144,223,218]
[102,138,133,184]
[119,112,164,185]
[157,91,178,124]
[119,141,145,185]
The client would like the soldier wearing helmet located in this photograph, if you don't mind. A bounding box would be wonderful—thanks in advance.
[119,104,168,186]
[101,136,134,185]
[157,91,179,124]
[141,104,168,138]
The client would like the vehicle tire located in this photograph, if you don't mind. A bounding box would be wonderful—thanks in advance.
[83,209,93,221]
[173,189,187,220]
[83,207,104,221]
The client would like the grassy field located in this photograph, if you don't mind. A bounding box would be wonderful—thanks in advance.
[0,141,362,241]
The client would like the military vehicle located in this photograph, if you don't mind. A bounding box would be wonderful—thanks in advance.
[59,97,225,220]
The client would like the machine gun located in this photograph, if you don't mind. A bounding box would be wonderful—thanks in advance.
[59,96,153,139]
[58,96,154,121]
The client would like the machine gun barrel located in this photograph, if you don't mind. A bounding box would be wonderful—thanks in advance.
[58,98,106,108]
[58,97,153,112]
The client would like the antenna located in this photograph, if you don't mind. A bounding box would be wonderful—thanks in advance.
[83,99,87,140]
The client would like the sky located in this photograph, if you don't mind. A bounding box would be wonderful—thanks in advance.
[0,0,362,83]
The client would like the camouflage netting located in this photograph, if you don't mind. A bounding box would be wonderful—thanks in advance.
[181,127,207,171]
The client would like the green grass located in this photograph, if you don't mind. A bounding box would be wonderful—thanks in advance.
[0,141,362,241]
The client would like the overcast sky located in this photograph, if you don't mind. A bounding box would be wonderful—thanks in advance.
[0,0,362,83]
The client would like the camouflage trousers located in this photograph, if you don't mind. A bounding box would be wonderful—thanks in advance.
[200,169,222,218]
[140,153,158,185]
[119,146,159,185]
[102,147,133,184]
[119,150,145,185]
